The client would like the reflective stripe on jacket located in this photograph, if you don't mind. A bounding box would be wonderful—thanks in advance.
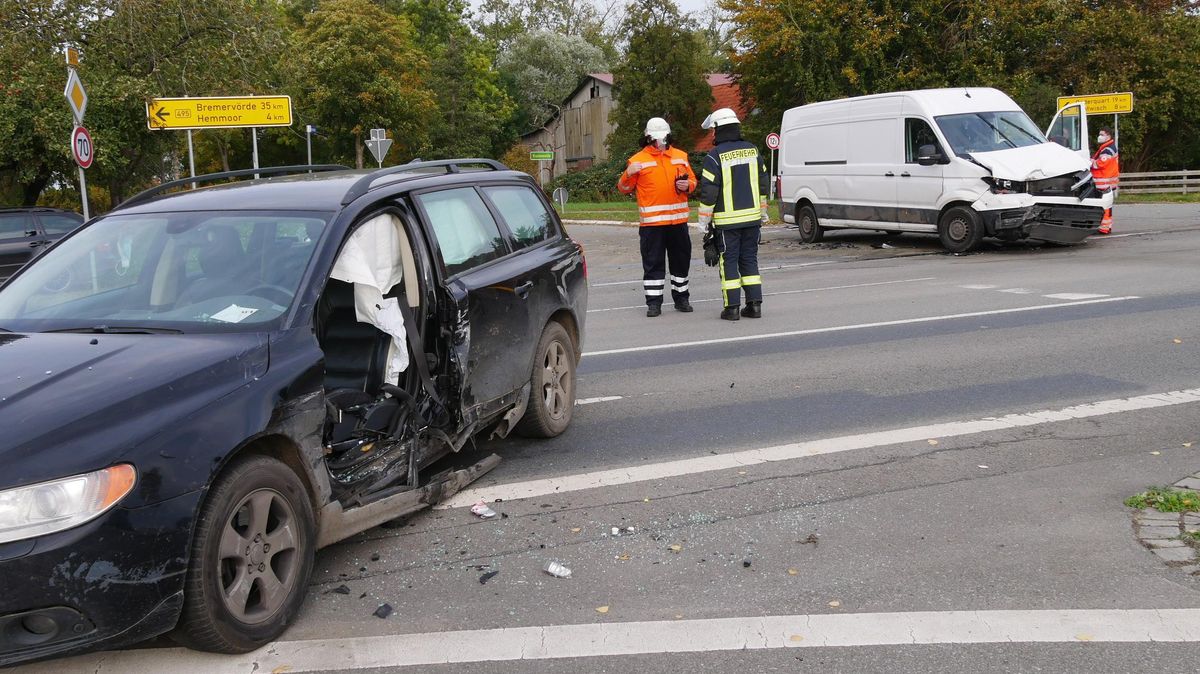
[698,140,769,229]
[1091,139,1119,191]
[616,146,697,226]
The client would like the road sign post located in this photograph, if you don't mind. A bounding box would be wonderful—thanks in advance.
[1055,93,1133,168]
[252,127,260,179]
[529,151,554,188]
[365,128,392,168]
[64,50,89,220]
[146,95,292,130]
[765,133,780,200]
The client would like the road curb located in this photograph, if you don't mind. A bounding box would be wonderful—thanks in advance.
[1131,472,1200,576]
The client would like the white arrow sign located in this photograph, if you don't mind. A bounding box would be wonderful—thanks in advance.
[364,128,392,167]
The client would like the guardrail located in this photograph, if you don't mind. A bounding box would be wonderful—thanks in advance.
[1119,169,1200,194]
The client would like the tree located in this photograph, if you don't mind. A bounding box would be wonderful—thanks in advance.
[388,0,515,159]
[285,0,436,168]
[497,31,609,132]
[475,0,622,60]
[607,0,713,156]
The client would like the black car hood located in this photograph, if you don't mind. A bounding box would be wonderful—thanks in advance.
[0,332,269,488]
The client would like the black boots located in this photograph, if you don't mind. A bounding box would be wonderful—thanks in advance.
[646,304,662,317]
[674,300,693,313]
[720,306,740,321]
[741,301,762,319]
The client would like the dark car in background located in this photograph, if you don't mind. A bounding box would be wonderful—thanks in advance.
[0,208,84,282]
[0,160,587,666]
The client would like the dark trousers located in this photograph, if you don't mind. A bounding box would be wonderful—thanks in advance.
[717,225,762,307]
[639,223,691,306]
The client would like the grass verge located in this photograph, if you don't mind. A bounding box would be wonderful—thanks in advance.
[1117,192,1200,204]
[1125,486,1200,512]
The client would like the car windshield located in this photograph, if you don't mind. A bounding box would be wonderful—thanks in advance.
[0,210,330,333]
[935,111,1047,156]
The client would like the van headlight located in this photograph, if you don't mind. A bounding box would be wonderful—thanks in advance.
[0,465,137,544]
[983,177,1027,195]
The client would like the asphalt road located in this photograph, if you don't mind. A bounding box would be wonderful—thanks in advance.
[20,204,1200,673]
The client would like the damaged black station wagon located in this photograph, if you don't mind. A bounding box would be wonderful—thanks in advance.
[0,160,587,665]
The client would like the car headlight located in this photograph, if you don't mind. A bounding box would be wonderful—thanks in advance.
[0,465,136,544]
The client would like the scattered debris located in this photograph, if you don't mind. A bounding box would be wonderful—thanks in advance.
[325,584,350,595]
[1185,442,1194,448]
[790,635,805,642]
[927,439,939,446]
[595,606,610,614]
[828,600,841,608]
[479,571,499,585]
[1151,451,1162,456]
[359,592,367,599]
[571,527,582,533]
[978,465,989,469]
[787,568,799,576]
[370,553,380,562]
[1075,634,1093,642]
[730,382,735,389]
[668,544,683,553]
[1174,339,1183,344]
[743,560,752,568]
[373,603,393,619]
[544,561,572,578]
[501,513,509,519]
[626,527,636,534]
[471,501,497,519]
[798,534,819,546]
[611,527,621,536]
[616,554,630,561]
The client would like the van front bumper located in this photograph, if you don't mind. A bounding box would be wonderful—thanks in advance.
[974,193,1111,243]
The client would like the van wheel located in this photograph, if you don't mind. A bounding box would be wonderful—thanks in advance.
[797,205,823,243]
[938,206,983,253]
[516,321,576,438]
[172,456,315,653]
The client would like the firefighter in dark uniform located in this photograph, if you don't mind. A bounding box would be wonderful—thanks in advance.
[698,107,769,321]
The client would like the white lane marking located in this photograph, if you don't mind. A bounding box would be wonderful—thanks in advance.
[440,386,1200,508]
[998,288,1035,294]
[1103,230,1162,239]
[576,395,623,406]
[959,284,998,290]
[583,296,1139,357]
[1043,293,1110,301]
[589,261,837,289]
[36,609,1200,672]
[587,277,936,313]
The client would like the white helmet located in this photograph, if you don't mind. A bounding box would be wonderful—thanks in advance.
[701,107,740,129]
[643,117,671,141]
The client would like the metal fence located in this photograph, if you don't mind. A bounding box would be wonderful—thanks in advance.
[1119,169,1200,194]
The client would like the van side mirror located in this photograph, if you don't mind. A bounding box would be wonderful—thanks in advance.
[917,144,945,166]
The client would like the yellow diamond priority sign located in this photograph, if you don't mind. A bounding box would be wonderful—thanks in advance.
[64,69,87,124]
[146,95,293,130]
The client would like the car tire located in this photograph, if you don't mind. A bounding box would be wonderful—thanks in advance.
[938,206,983,253]
[797,204,823,243]
[172,455,315,653]
[516,321,576,438]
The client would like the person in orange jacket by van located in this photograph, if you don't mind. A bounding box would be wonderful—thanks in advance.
[1091,127,1119,235]
[617,118,697,317]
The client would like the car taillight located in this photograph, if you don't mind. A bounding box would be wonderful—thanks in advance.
[575,241,587,279]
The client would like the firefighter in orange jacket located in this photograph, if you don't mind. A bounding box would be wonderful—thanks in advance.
[617,118,697,317]
[1091,127,1119,235]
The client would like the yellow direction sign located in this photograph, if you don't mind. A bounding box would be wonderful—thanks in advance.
[146,95,292,130]
[1056,92,1134,115]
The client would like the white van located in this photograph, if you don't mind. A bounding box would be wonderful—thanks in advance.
[778,88,1113,252]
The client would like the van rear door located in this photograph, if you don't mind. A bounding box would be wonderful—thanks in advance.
[1045,102,1091,160]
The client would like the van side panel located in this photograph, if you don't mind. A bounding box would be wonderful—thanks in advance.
[779,101,848,222]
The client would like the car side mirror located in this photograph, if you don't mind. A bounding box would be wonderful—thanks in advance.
[917,144,944,166]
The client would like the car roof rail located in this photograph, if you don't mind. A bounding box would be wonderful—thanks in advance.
[116,164,351,210]
[340,158,509,205]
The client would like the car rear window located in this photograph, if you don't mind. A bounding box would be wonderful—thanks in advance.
[0,214,34,240]
[415,188,508,276]
[482,185,556,250]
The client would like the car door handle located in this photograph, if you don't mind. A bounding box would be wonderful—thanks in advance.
[514,281,534,299]
[28,240,47,248]
[900,172,911,177]
[884,172,895,177]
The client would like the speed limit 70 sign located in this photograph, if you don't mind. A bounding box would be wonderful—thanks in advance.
[72,126,94,169]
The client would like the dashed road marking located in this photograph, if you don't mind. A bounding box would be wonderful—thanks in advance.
[576,396,623,406]
[440,385,1199,508]
[583,296,1139,357]
[587,277,936,313]
[1043,293,1110,301]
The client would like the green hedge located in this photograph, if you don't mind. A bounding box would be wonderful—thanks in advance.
[548,152,709,202]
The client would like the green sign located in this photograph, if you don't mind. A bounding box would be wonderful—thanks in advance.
[529,151,554,161]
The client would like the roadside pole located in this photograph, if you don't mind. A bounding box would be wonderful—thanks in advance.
[64,49,90,219]
[186,129,196,188]
[251,127,260,179]
[765,133,781,201]
[530,150,554,190]
[306,125,314,167]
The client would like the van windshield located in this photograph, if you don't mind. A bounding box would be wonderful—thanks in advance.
[935,111,1046,156]
[0,210,330,334]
